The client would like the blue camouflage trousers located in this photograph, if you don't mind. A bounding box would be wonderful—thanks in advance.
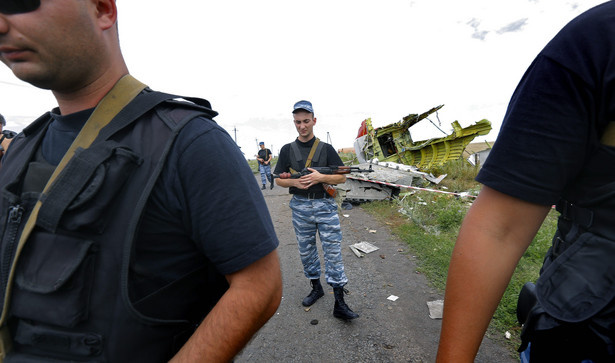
[259,164,272,185]
[289,195,348,288]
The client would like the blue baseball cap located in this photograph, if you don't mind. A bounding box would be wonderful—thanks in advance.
[259,141,264,145]
[293,100,314,114]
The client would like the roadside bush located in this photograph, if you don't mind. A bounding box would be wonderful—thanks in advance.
[436,202,465,231]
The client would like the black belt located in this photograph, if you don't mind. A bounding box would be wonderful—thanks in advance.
[294,192,328,199]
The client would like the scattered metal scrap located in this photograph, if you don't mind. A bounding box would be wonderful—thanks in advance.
[337,161,446,202]
[427,300,444,319]
[349,241,380,258]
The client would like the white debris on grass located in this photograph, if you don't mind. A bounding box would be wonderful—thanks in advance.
[387,295,399,302]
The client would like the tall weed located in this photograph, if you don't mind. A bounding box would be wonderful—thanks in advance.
[429,158,481,193]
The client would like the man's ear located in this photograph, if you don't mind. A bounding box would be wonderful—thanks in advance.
[313,117,317,126]
[94,0,118,31]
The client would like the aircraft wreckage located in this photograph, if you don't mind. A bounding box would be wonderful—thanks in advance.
[337,105,492,202]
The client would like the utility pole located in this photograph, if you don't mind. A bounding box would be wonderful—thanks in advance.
[232,126,238,143]
[327,131,333,146]
[232,126,243,154]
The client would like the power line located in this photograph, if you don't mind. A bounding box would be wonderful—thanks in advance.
[0,79,30,88]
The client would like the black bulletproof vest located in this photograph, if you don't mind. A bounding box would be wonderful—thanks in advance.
[0,90,217,362]
[288,139,328,195]
[289,139,326,173]
[520,140,615,356]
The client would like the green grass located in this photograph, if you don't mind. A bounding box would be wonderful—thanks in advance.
[360,161,556,355]
[339,152,358,164]
[428,158,482,194]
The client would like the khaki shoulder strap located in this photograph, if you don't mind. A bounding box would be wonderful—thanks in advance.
[601,121,615,147]
[0,75,146,327]
[304,138,320,168]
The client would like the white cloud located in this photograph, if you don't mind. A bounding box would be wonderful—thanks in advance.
[0,0,607,156]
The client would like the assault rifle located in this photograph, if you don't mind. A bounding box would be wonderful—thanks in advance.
[274,165,373,198]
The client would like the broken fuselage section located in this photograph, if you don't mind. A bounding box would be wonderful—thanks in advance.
[354,105,492,169]
[339,105,492,202]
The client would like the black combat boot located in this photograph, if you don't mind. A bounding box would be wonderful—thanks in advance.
[302,279,324,307]
[261,184,266,190]
[270,182,274,189]
[333,287,359,320]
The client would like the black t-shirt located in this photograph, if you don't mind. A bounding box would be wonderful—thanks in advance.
[40,106,279,304]
[42,108,94,165]
[257,148,271,165]
[274,136,344,194]
[476,1,615,206]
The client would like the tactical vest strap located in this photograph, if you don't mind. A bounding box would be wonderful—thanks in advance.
[600,121,615,147]
[289,142,302,172]
[555,199,593,229]
[95,91,216,142]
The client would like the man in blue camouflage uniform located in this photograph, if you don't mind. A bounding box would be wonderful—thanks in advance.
[256,141,274,190]
[274,100,359,320]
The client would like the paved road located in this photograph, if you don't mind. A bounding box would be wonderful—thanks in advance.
[236,178,517,362]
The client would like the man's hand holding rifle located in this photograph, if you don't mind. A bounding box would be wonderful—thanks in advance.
[274,165,373,197]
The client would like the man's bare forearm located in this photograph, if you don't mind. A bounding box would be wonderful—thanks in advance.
[170,250,282,362]
[436,187,550,362]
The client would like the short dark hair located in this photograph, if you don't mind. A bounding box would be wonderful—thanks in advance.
[0,114,5,127]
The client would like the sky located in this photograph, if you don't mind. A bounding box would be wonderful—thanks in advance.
[0,0,608,158]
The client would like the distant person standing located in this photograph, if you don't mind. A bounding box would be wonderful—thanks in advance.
[0,113,16,159]
[0,113,7,156]
[274,100,359,320]
[257,141,274,190]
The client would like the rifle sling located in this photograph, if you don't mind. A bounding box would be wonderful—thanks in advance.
[304,138,320,168]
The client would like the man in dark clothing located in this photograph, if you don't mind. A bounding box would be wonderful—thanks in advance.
[0,1,282,362]
[0,113,15,156]
[437,2,615,362]
[274,100,358,320]
[257,141,274,190]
